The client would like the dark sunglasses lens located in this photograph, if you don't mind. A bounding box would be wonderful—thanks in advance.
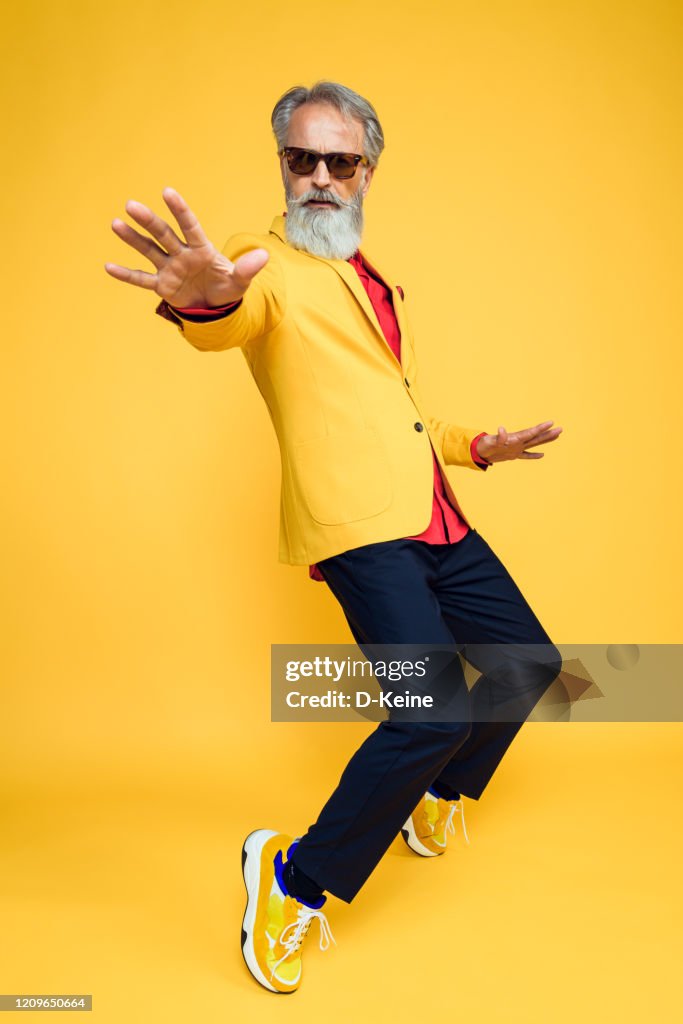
[328,155,357,179]
[288,149,317,174]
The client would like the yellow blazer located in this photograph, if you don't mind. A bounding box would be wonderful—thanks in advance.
[166,214,486,567]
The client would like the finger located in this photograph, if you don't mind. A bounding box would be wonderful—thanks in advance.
[104,262,159,291]
[522,427,563,449]
[230,248,270,289]
[513,420,555,444]
[124,199,184,256]
[519,450,544,459]
[498,425,508,445]
[112,217,167,269]
[161,187,210,249]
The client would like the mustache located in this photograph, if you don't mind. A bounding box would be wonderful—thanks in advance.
[288,188,354,210]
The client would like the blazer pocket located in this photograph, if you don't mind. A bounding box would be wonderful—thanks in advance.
[292,427,393,526]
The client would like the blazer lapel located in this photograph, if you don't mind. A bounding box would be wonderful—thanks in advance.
[331,256,387,337]
[355,246,414,360]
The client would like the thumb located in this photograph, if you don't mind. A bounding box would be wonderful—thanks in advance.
[231,247,270,291]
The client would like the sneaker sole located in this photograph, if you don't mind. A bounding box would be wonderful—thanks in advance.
[240,829,296,995]
[400,817,445,858]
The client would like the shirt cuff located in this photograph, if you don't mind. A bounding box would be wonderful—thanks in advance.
[470,431,492,468]
[155,298,243,325]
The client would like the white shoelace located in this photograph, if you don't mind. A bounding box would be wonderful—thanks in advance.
[445,799,470,845]
[270,904,336,981]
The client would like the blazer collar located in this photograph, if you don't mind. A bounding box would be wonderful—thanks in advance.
[268,214,410,369]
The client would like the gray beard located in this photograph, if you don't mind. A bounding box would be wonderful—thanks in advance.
[284,182,365,261]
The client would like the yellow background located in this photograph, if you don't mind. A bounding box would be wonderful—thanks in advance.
[1,0,681,1019]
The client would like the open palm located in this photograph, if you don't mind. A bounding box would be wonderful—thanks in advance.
[477,421,563,463]
[104,187,269,309]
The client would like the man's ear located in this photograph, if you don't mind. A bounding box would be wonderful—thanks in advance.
[361,164,376,198]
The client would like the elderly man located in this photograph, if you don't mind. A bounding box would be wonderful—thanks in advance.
[105,80,563,995]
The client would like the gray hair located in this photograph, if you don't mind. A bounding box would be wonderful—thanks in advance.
[271,81,385,168]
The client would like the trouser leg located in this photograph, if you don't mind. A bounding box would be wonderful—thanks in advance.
[290,718,471,903]
[428,529,562,800]
[290,540,471,904]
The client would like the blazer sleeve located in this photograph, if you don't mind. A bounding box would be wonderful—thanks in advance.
[161,232,287,352]
[425,416,488,472]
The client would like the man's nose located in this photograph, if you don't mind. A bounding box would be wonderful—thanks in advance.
[311,157,331,188]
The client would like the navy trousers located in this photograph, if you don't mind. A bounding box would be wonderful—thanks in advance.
[290,528,562,904]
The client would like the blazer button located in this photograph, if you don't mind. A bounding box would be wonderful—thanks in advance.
[414,422,424,432]
[404,377,410,388]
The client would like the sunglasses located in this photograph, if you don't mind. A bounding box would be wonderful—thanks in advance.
[280,146,370,180]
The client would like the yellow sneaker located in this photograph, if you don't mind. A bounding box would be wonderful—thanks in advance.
[240,829,336,993]
[400,789,470,857]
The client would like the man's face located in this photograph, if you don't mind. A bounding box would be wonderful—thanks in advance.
[280,102,376,261]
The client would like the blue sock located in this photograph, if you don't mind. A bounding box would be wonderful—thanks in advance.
[273,841,326,909]
[428,782,461,801]
[282,859,326,908]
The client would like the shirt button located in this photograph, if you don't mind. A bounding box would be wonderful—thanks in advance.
[404,377,410,387]
[414,422,424,432]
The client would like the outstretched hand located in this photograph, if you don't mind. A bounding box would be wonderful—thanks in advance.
[104,187,269,309]
[476,421,563,463]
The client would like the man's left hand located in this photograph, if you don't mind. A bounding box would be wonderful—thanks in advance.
[476,421,563,464]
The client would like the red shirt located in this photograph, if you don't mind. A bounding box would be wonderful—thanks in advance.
[156,239,490,582]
